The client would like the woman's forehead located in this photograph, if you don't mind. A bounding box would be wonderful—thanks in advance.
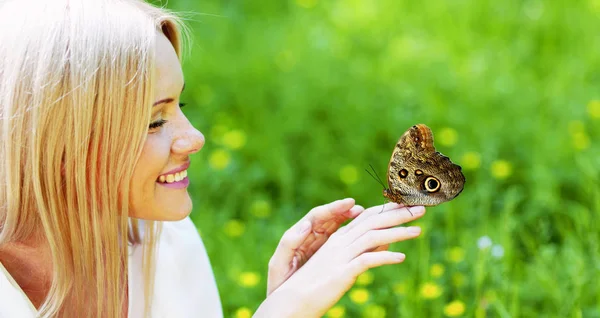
[154,32,183,100]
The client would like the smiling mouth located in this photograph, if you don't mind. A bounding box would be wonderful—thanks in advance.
[157,169,188,184]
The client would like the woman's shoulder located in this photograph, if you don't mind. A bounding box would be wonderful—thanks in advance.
[129,216,223,317]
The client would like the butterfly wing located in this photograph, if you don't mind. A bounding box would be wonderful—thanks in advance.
[384,124,465,206]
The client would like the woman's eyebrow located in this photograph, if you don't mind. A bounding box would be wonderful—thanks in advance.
[152,83,185,107]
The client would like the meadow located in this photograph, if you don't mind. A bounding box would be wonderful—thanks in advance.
[160,0,600,316]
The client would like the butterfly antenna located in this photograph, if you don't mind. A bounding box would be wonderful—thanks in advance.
[365,164,387,190]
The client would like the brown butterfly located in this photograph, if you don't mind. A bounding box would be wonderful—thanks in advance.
[369,124,465,207]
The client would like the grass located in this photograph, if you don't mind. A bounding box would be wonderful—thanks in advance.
[159,0,600,316]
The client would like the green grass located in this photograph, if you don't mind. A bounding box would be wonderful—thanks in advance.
[160,0,600,316]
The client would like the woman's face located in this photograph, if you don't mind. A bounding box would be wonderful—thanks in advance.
[129,32,204,221]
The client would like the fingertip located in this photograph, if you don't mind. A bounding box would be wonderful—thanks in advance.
[330,197,356,212]
[347,204,365,217]
[408,205,426,216]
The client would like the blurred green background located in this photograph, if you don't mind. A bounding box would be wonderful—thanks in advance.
[159,0,600,317]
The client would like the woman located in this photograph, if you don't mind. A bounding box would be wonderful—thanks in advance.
[0,0,425,317]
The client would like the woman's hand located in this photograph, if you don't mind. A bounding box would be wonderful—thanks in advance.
[266,198,364,295]
[255,203,425,318]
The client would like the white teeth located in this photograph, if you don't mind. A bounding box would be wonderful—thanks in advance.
[158,169,188,184]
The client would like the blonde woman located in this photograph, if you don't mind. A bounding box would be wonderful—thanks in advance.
[0,0,426,317]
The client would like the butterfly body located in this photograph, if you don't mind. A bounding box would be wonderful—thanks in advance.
[384,124,465,206]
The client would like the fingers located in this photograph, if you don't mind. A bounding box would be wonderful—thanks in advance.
[342,205,425,240]
[338,202,405,234]
[341,204,364,219]
[347,251,406,278]
[304,198,356,224]
[348,226,421,258]
[267,220,313,293]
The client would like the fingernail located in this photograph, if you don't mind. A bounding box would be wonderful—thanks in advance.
[396,253,406,261]
[298,221,311,234]
[407,226,421,234]
[410,206,425,215]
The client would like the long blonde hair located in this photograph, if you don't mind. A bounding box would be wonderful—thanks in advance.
[0,0,185,316]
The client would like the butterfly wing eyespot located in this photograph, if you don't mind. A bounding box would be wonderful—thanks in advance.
[399,169,408,178]
[424,176,441,193]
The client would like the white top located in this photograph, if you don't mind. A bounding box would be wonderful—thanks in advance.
[0,217,223,318]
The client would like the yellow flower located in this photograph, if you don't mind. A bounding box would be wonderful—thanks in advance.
[444,300,466,317]
[452,273,466,287]
[363,304,386,318]
[349,288,370,304]
[340,164,359,185]
[222,129,247,150]
[223,219,245,238]
[393,282,407,295]
[490,160,512,180]
[438,127,458,147]
[296,0,318,8]
[356,271,374,286]
[234,307,252,318]
[250,199,272,218]
[326,305,346,318]
[419,282,442,299]
[447,247,465,263]
[209,149,231,170]
[460,152,481,171]
[430,263,445,278]
[587,100,600,119]
[572,132,591,151]
[238,271,261,288]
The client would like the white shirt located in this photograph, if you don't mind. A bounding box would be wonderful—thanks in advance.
[0,217,223,318]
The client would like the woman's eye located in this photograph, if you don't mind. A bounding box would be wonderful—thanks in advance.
[149,119,167,129]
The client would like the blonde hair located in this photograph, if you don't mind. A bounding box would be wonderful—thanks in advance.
[0,0,186,316]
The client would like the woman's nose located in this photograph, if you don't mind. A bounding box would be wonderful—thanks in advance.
[172,125,205,155]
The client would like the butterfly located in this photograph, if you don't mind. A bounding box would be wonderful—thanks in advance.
[368,124,466,207]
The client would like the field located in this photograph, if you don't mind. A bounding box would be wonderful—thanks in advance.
[160,0,600,317]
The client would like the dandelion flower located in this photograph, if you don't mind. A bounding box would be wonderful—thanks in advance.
[234,307,252,318]
[420,282,442,299]
[460,152,481,171]
[356,271,374,286]
[340,164,359,185]
[491,245,504,259]
[447,246,465,263]
[572,132,591,151]
[438,127,458,147]
[490,160,512,180]
[326,305,346,318]
[587,100,600,119]
[222,129,247,150]
[444,300,466,317]
[349,288,370,304]
[223,220,245,238]
[363,304,386,318]
[209,149,231,170]
[250,199,272,218]
[238,271,261,288]
[477,236,492,250]
[430,263,445,278]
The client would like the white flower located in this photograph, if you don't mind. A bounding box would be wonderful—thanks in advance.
[491,245,504,259]
[477,236,492,250]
